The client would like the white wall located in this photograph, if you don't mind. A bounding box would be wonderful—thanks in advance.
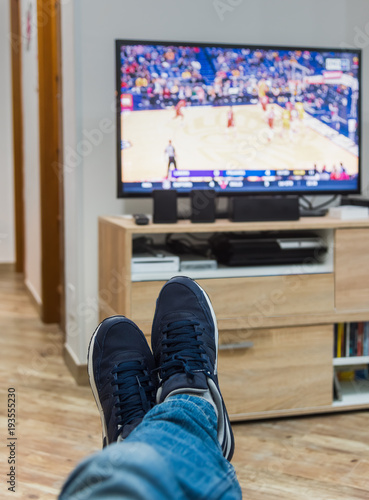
[0,1,15,263]
[21,0,42,303]
[62,0,368,364]
[343,1,369,194]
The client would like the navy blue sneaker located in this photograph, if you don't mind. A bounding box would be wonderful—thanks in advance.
[88,316,157,447]
[151,277,235,461]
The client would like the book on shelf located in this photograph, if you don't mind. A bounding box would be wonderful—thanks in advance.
[334,322,369,358]
[358,322,364,357]
[333,371,342,401]
[338,370,355,381]
[349,323,356,357]
[336,367,369,382]
[336,323,343,357]
[345,322,350,358]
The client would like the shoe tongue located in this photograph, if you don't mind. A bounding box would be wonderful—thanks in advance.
[119,417,143,440]
[163,311,197,324]
[159,372,208,403]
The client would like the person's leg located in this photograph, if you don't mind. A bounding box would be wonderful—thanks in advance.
[167,157,172,177]
[59,278,242,499]
[151,276,235,460]
[59,395,241,500]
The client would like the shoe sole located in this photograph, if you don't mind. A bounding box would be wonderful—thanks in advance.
[177,277,235,462]
[194,280,219,375]
[87,321,110,447]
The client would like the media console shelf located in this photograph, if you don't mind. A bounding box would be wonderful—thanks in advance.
[99,215,369,421]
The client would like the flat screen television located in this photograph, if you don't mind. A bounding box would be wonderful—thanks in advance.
[116,40,361,197]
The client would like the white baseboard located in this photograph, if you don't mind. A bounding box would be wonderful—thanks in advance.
[25,279,42,305]
[63,343,88,385]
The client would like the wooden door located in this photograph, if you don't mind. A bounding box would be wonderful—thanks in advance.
[37,0,64,325]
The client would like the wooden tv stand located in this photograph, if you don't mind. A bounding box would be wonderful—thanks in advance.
[99,215,369,421]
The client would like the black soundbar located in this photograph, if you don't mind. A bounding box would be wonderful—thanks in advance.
[230,196,300,222]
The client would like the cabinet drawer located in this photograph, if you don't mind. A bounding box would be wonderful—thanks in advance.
[335,228,369,311]
[131,274,334,333]
[218,325,333,418]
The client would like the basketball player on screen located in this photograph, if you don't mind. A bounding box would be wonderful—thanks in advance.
[330,103,340,131]
[165,140,177,178]
[260,95,269,113]
[227,106,235,128]
[281,109,291,138]
[174,99,186,120]
[285,101,294,119]
[267,105,275,141]
[258,79,268,97]
[258,79,269,113]
[295,101,305,121]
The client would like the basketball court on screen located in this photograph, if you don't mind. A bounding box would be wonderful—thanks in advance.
[121,104,357,183]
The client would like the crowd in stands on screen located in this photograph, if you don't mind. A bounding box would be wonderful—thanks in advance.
[311,163,353,181]
[119,45,358,139]
[330,163,351,181]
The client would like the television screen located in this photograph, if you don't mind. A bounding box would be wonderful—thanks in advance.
[116,41,361,197]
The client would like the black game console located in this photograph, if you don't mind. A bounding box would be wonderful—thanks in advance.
[209,232,327,267]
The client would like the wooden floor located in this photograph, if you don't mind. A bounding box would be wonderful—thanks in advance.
[1,267,368,499]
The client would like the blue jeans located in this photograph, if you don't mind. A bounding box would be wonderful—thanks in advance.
[59,395,242,499]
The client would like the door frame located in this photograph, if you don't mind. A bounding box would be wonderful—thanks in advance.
[10,0,24,274]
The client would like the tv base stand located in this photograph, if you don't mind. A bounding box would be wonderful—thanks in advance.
[299,208,328,217]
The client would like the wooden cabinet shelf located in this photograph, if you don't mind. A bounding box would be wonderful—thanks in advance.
[334,356,369,366]
[99,215,369,420]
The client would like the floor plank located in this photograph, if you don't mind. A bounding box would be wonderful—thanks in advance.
[1,268,368,499]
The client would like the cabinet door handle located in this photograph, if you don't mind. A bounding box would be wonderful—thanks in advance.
[219,341,254,351]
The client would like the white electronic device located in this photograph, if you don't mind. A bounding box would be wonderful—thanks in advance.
[131,250,180,274]
[329,205,369,220]
[180,256,218,272]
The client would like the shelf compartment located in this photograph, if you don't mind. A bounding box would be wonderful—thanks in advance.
[130,274,334,333]
[131,228,334,282]
[332,379,369,407]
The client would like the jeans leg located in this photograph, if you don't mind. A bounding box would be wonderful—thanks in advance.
[59,395,242,500]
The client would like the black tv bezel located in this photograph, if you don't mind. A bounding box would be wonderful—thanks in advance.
[115,39,362,198]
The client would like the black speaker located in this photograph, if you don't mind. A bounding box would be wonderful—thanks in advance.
[191,190,216,223]
[230,196,300,222]
[153,190,177,223]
